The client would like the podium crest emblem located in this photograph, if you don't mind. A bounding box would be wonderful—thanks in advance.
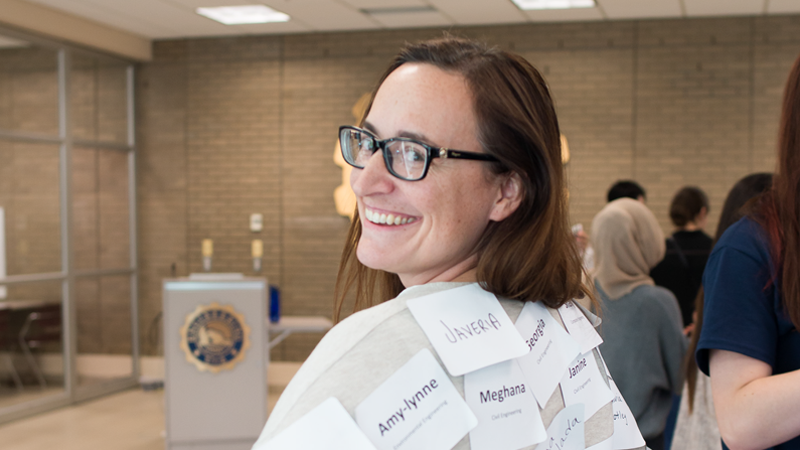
[180,302,250,373]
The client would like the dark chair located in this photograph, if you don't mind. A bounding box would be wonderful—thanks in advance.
[0,309,23,391]
[18,304,62,389]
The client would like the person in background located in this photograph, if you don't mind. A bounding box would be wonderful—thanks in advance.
[593,197,687,450]
[607,179,647,203]
[672,173,772,450]
[651,186,713,332]
[697,52,800,450]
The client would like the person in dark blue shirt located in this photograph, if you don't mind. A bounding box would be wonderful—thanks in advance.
[696,51,800,450]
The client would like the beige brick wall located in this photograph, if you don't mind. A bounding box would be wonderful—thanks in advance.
[132,15,798,361]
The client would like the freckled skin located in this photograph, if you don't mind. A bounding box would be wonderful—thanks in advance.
[351,63,511,287]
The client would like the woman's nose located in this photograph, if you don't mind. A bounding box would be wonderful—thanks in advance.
[351,149,394,196]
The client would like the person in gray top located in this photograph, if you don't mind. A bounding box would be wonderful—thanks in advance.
[592,198,687,450]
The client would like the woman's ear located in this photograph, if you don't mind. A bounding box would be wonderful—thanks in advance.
[489,172,523,222]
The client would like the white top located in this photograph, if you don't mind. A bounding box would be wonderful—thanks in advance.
[254,282,621,450]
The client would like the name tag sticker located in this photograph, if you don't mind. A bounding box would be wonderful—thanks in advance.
[260,397,377,450]
[354,349,477,450]
[558,301,603,354]
[542,403,585,450]
[586,436,613,450]
[608,376,646,450]
[515,301,581,407]
[464,359,546,450]
[407,284,528,376]
[560,351,614,419]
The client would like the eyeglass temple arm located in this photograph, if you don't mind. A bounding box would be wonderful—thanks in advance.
[437,148,499,162]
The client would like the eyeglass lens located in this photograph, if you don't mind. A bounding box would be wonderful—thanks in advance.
[342,128,428,180]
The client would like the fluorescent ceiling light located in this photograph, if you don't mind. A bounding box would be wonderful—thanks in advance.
[512,0,596,10]
[196,5,290,25]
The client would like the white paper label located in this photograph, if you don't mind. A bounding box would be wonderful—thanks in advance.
[586,436,613,450]
[514,301,581,407]
[260,397,377,450]
[558,301,603,354]
[541,403,585,450]
[355,349,478,450]
[407,284,529,376]
[560,351,614,419]
[608,376,646,450]
[464,359,546,450]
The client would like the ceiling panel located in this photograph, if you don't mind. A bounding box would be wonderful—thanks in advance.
[28,0,174,37]
[430,0,527,25]
[260,0,380,31]
[684,0,765,17]
[599,0,682,19]
[0,35,32,48]
[336,0,429,9]
[520,6,604,22]
[768,0,800,14]
[367,9,452,27]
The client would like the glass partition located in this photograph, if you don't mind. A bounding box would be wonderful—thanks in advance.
[0,28,136,424]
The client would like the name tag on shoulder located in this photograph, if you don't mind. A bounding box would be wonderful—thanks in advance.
[260,397,377,450]
[559,351,614,419]
[514,301,581,407]
[354,349,477,450]
[608,376,646,449]
[407,284,528,376]
[464,359,547,450]
[558,301,603,354]
[542,403,585,450]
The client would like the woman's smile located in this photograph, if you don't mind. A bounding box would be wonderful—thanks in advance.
[363,207,418,226]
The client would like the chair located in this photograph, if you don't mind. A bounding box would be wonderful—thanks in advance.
[18,304,62,389]
[0,309,23,391]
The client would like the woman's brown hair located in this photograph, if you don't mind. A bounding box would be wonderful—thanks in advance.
[334,36,592,321]
[752,52,800,330]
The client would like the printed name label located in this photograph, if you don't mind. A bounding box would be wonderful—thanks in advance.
[355,349,477,450]
[558,301,603,354]
[559,351,614,419]
[259,397,377,450]
[407,284,529,376]
[464,359,546,450]
[514,301,581,407]
[543,403,585,450]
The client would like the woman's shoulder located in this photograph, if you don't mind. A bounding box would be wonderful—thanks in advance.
[714,217,770,256]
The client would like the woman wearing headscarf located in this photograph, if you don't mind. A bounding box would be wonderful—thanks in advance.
[593,197,687,450]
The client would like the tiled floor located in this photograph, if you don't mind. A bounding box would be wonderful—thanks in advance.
[0,362,301,450]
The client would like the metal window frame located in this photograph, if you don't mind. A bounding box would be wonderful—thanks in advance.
[0,25,139,424]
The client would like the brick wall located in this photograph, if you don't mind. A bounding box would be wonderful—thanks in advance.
[136,15,799,361]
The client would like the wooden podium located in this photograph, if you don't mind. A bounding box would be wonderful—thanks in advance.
[163,275,268,450]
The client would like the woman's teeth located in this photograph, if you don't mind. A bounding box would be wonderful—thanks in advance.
[365,208,416,226]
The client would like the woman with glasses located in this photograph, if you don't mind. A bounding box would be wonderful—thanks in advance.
[254,36,641,450]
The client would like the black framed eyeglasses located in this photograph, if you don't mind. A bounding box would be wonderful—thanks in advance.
[339,125,499,181]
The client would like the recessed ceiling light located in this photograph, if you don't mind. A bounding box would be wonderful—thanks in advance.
[196,5,290,25]
[512,0,596,10]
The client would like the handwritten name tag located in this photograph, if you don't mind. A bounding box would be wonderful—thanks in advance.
[608,376,646,449]
[260,397,377,450]
[542,403,585,450]
[559,351,614,419]
[355,349,477,450]
[514,301,581,407]
[407,284,528,376]
[597,354,646,449]
[464,359,546,450]
[558,301,603,354]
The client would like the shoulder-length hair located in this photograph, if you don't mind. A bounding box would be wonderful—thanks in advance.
[333,36,591,321]
[753,51,800,329]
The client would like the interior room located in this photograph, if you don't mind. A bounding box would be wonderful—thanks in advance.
[1,0,799,449]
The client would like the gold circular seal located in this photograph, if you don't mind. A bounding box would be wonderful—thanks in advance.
[180,302,251,373]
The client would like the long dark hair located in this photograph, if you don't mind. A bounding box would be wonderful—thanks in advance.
[685,173,773,412]
[334,36,591,321]
[752,52,800,330]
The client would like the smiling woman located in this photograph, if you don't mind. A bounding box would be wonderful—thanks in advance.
[253,36,644,450]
